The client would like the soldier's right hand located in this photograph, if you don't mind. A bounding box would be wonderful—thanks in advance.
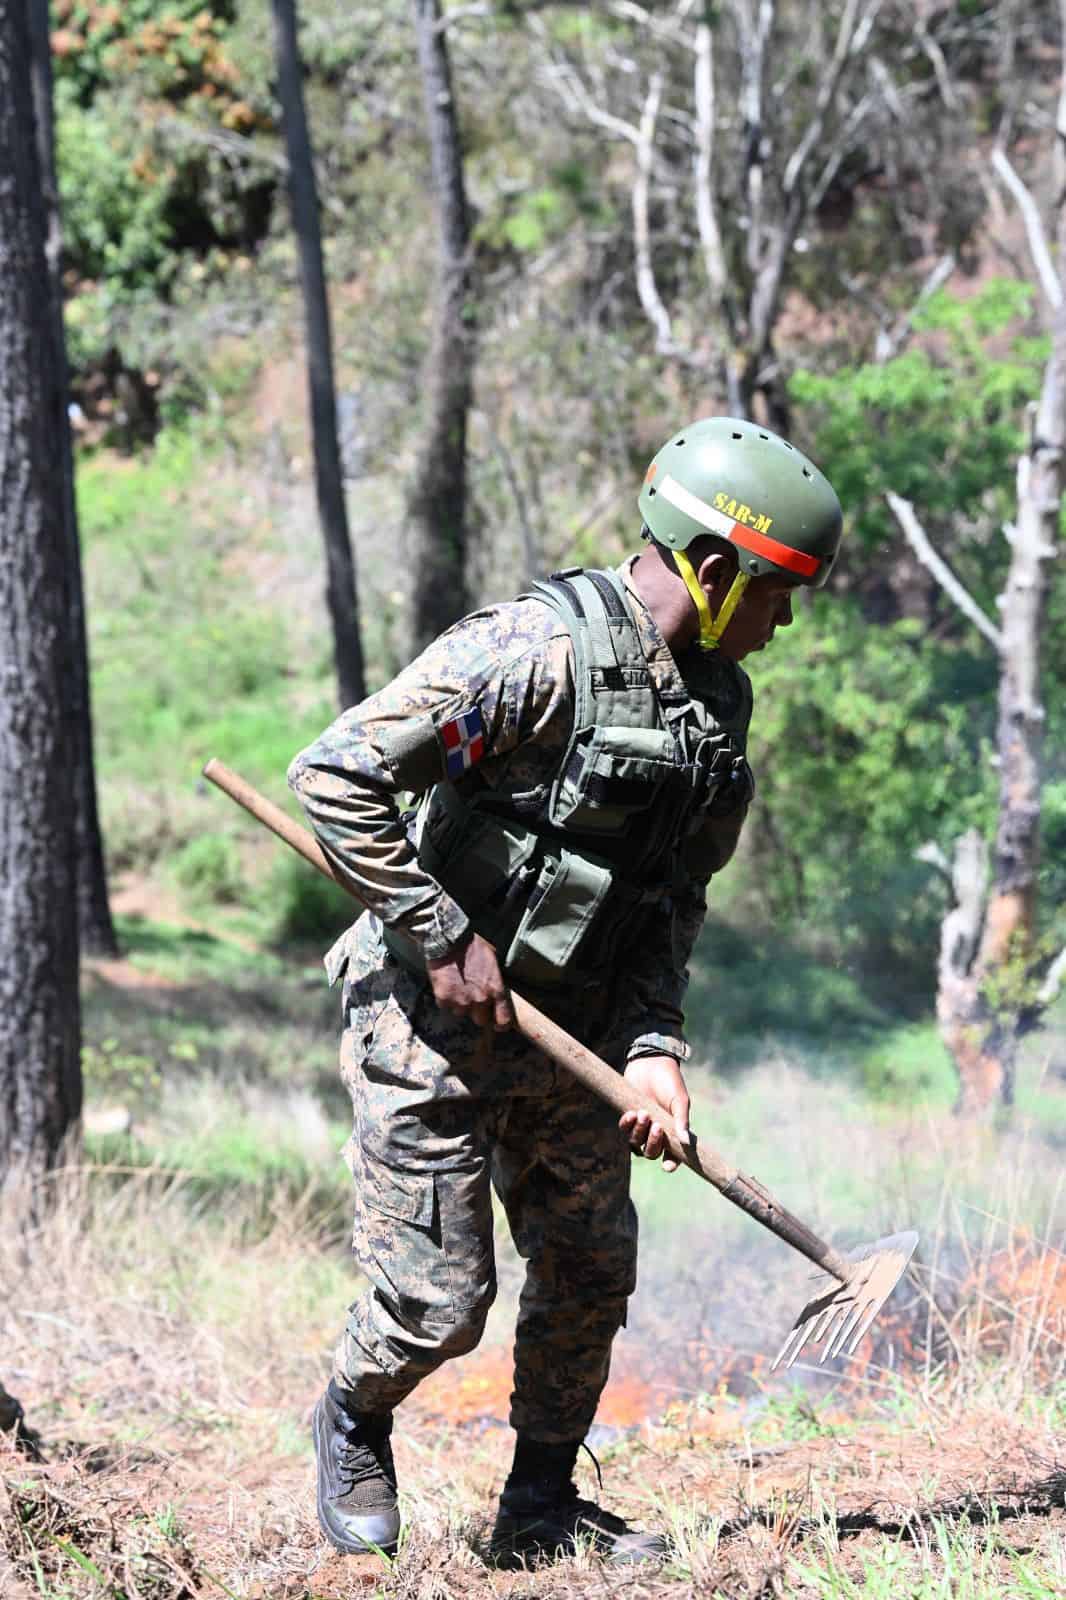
[426,933,515,1031]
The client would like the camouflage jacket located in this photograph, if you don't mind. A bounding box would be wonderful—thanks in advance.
[288,557,753,1063]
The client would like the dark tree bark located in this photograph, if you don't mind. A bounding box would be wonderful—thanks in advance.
[408,0,476,650]
[26,0,118,956]
[270,0,365,709]
[0,0,82,1197]
[0,1380,41,1457]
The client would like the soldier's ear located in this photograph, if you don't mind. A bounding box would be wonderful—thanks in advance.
[695,549,738,606]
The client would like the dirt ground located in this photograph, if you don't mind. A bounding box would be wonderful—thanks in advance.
[3,1365,1064,1600]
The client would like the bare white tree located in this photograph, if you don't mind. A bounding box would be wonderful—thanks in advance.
[884,12,1066,1110]
[532,0,939,425]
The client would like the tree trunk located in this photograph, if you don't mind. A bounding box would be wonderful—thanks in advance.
[0,1380,41,1456]
[931,311,1066,1112]
[271,0,365,710]
[0,0,82,1199]
[27,0,118,956]
[408,0,476,651]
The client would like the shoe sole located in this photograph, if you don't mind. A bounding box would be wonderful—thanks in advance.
[312,1400,399,1558]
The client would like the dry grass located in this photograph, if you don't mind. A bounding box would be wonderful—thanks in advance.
[6,1030,1062,1593]
[3,1070,1066,1598]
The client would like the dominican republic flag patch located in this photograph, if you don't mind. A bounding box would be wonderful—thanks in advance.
[439,706,485,778]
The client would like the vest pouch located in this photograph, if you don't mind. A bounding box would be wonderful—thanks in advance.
[503,846,614,987]
[419,786,540,916]
[553,726,681,833]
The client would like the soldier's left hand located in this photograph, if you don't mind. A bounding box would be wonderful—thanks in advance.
[620,1056,691,1173]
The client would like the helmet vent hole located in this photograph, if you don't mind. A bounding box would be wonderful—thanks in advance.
[802,467,812,479]
[784,442,794,450]
[732,431,743,440]
[648,486,657,496]
[675,438,685,446]
[759,432,769,440]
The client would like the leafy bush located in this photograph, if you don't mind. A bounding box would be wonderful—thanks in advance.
[268,854,353,946]
[52,3,243,108]
[53,1,274,417]
[744,600,997,1005]
[56,86,176,291]
[172,831,244,902]
[761,285,1064,996]
[82,1036,163,1110]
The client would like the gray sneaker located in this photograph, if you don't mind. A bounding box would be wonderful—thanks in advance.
[312,1381,400,1556]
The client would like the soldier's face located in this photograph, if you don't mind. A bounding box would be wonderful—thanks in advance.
[717,575,796,659]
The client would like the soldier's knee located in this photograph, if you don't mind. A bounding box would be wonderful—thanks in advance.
[439,1281,497,1357]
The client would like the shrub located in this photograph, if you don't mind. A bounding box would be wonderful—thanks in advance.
[268,854,353,946]
[172,831,243,903]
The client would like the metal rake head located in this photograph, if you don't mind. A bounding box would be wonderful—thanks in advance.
[771,1230,919,1372]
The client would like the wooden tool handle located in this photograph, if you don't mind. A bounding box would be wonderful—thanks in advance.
[202,757,851,1283]
[511,994,850,1279]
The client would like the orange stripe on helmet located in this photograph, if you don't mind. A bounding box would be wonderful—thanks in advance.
[730,521,821,578]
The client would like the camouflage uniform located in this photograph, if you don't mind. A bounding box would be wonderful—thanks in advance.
[289,557,751,1442]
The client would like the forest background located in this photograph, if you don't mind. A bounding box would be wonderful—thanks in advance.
[53,0,1066,1100]
[5,2,1066,1596]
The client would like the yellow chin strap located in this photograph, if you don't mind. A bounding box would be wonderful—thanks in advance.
[674,548,751,651]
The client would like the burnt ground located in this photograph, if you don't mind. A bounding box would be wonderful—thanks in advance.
[3,1384,1064,1599]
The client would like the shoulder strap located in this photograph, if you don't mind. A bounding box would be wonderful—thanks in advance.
[522,567,657,737]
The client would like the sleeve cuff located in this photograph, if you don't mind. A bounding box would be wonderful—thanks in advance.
[419,895,472,962]
[625,1033,691,1065]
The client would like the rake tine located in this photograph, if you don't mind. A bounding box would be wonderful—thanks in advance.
[819,1303,857,1363]
[771,1231,920,1373]
[842,1297,887,1358]
[823,1297,872,1362]
[771,1322,811,1372]
[802,1303,836,1345]
[775,1302,838,1371]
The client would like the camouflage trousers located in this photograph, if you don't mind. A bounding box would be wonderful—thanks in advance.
[330,916,638,1444]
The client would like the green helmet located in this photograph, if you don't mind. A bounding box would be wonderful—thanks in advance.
[638,416,843,588]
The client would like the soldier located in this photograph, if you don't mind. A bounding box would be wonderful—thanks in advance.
[288,417,843,1564]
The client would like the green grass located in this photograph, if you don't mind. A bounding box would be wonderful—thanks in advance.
[78,422,336,878]
[83,1117,352,1242]
[83,914,346,1119]
[789,1513,1066,1598]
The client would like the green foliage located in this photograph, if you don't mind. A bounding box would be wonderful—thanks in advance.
[268,855,353,946]
[744,599,997,998]
[82,1036,162,1109]
[113,914,288,984]
[53,2,272,409]
[81,426,306,759]
[52,3,241,107]
[793,282,1042,582]
[172,831,243,903]
[83,1120,350,1238]
[774,285,1065,993]
[685,912,890,1067]
[858,1022,957,1106]
[477,162,614,256]
[56,85,176,290]
[77,421,335,880]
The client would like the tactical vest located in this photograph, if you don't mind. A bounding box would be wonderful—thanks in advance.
[404,568,752,995]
